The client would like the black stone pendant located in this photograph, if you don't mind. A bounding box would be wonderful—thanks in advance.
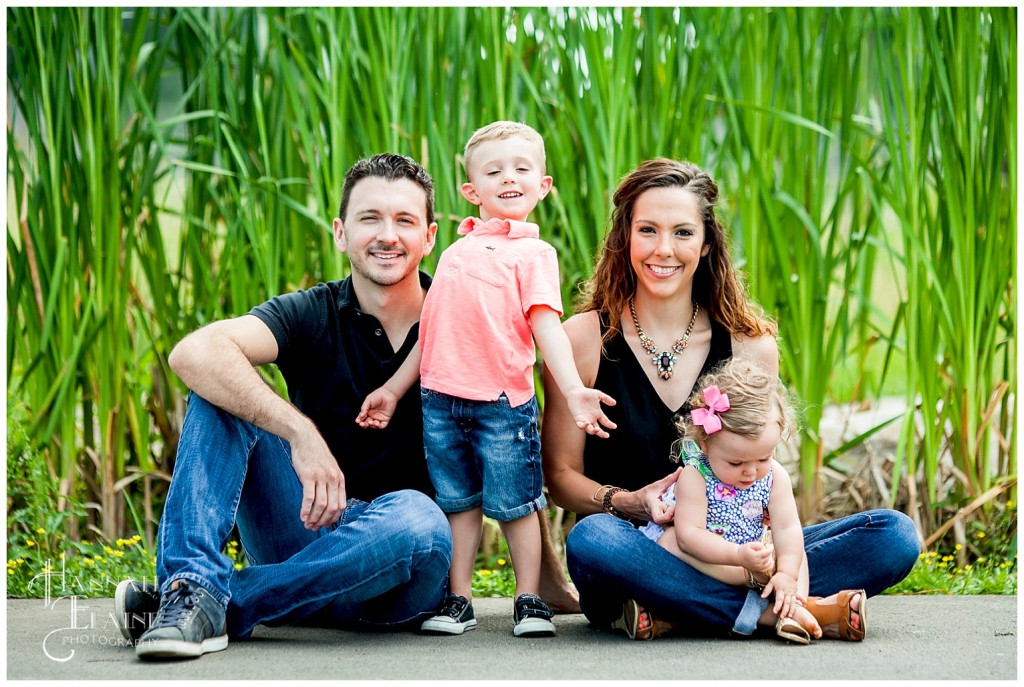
[654,351,677,380]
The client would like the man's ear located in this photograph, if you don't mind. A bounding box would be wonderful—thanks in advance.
[538,175,553,200]
[460,182,482,206]
[333,217,347,253]
[423,222,438,256]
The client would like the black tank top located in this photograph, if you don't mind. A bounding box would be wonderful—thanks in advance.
[582,315,732,494]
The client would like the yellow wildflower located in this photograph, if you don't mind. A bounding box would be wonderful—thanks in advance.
[955,544,962,551]
[497,558,506,566]
[7,570,13,576]
[83,558,94,565]
[937,561,947,568]
[976,531,986,539]
[234,563,243,570]
[977,556,986,563]
[35,528,45,535]
[964,565,972,572]
[26,540,35,547]
[94,556,104,563]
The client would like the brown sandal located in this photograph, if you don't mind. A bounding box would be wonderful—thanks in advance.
[804,590,866,641]
[611,599,679,640]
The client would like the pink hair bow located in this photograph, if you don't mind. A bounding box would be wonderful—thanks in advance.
[690,385,730,435]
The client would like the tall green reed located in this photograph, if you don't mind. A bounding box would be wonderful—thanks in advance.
[711,8,890,518]
[867,7,1016,535]
[7,7,1016,544]
[8,7,185,540]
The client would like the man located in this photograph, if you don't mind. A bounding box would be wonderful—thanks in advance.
[116,153,576,660]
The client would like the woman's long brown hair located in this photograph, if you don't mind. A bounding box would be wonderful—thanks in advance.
[577,159,776,347]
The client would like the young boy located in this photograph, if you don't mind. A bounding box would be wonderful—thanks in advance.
[356,121,616,637]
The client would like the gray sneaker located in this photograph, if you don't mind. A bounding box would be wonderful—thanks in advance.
[135,580,228,659]
[114,579,160,643]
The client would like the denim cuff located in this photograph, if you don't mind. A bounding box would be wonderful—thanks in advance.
[482,493,547,523]
[163,573,230,609]
[731,588,769,635]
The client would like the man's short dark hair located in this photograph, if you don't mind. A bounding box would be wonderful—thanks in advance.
[338,153,435,225]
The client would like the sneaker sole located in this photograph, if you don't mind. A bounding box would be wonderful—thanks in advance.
[420,618,477,635]
[513,617,556,638]
[136,635,228,659]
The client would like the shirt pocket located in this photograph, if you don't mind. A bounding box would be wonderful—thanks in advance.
[465,252,516,288]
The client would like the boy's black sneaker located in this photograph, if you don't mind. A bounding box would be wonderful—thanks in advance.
[513,593,555,637]
[420,593,477,635]
[135,580,228,659]
[114,579,161,643]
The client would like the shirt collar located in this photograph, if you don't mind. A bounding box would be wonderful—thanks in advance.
[337,270,433,314]
[457,216,540,239]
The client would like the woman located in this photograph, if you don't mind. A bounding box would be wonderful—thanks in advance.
[541,159,919,640]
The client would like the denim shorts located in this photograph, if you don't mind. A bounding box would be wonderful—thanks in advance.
[421,388,546,522]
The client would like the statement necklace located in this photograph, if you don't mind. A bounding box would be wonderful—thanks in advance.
[629,297,699,381]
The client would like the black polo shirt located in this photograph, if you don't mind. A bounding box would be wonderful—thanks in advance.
[249,272,434,502]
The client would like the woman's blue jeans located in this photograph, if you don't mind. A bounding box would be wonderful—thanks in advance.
[156,393,452,638]
[566,510,919,636]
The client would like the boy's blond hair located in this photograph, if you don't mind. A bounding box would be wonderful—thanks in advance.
[463,120,547,175]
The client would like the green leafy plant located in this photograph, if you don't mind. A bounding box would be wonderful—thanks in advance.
[886,550,1017,596]
[472,539,518,599]
[6,532,248,599]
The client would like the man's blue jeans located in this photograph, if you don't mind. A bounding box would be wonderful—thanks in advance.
[567,510,919,636]
[156,393,451,638]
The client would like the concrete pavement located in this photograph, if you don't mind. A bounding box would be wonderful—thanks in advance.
[5,595,1017,681]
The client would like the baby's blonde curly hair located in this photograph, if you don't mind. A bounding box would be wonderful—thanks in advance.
[673,358,798,460]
